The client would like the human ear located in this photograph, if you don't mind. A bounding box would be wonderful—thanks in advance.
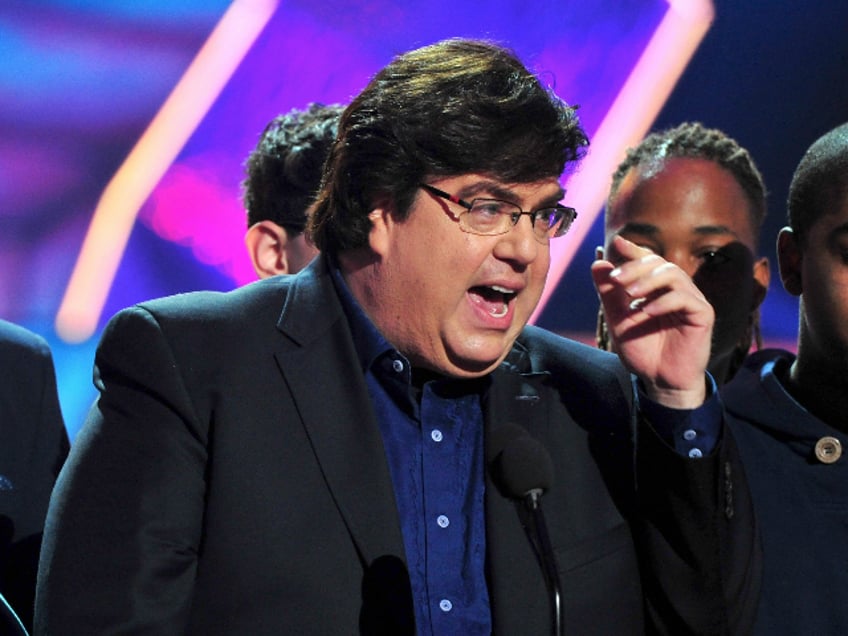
[366,204,394,257]
[777,226,802,296]
[751,256,771,309]
[245,221,290,278]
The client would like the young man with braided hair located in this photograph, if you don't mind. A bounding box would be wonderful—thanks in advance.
[598,121,771,385]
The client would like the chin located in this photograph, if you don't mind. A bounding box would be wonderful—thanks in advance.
[444,348,510,378]
[445,361,501,379]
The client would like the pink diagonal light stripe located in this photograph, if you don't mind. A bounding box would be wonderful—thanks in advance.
[55,0,279,343]
[531,0,714,324]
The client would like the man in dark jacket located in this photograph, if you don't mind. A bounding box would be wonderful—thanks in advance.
[0,319,68,632]
[36,38,758,635]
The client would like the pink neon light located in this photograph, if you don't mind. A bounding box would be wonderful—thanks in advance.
[55,0,279,344]
[142,162,255,283]
[530,0,714,324]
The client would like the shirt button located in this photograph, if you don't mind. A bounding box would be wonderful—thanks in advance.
[439,599,453,612]
[688,448,703,459]
[814,436,842,464]
[392,359,404,373]
[437,515,450,528]
[431,429,443,442]
[683,429,697,441]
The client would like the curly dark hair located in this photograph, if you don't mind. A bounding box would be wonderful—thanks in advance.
[788,122,848,245]
[607,122,767,247]
[308,38,588,255]
[242,103,344,232]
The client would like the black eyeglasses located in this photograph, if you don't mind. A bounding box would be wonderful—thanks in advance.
[419,183,577,242]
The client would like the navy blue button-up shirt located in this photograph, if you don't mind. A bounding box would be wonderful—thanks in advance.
[333,267,491,635]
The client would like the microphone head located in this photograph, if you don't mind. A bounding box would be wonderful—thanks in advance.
[487,424,554,499]
[485,423,527,465]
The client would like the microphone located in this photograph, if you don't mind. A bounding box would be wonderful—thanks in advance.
[487,425,563,636]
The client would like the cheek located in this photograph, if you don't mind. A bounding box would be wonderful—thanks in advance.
[513,251,549,314]
[529,261,549,302]
[805,271,848,335]
[530,245,551,280]
[695,267,755,349]
[709,287,752,333]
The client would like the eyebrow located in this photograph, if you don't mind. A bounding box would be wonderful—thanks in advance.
[618,221,740,238]
[827,222,848,241]
[457,180,565,208]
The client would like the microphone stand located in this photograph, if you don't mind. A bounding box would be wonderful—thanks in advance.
[525,488,564,636]
[487,425,563,635]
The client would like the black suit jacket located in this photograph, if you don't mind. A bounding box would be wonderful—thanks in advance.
[0,320,69,633]
[35,259,759,635]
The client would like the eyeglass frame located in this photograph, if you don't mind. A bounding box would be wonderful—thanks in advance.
[419,183,577,242]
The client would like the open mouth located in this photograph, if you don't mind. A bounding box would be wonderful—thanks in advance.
[469,285,517,318]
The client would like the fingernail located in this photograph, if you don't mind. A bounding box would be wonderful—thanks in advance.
[610,267,621,278]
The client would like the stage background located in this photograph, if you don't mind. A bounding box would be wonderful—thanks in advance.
[2,0,847,439]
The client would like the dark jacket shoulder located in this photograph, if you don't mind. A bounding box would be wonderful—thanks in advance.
[515,325,632,407]
[0,320,52,362]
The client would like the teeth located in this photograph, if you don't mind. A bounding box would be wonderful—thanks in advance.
[484,285,513,318]
[489,302,508,318]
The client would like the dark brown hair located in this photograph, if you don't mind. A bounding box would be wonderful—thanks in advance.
[308,38,588,255]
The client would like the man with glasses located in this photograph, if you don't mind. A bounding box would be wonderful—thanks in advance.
[37,39,759,635]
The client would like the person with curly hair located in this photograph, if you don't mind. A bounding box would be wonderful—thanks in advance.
[242,103,344,277]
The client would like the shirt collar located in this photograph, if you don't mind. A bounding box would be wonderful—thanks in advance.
[328,255,404,375]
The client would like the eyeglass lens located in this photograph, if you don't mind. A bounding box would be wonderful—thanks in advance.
[466,199,568,238]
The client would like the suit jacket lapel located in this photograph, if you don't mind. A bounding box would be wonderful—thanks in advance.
[272,261,406,568]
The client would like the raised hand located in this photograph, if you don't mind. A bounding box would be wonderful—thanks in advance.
[592,235,714,408]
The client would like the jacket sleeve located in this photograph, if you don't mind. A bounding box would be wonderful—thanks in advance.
[634,406,762,636]
[35,306,208,635]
